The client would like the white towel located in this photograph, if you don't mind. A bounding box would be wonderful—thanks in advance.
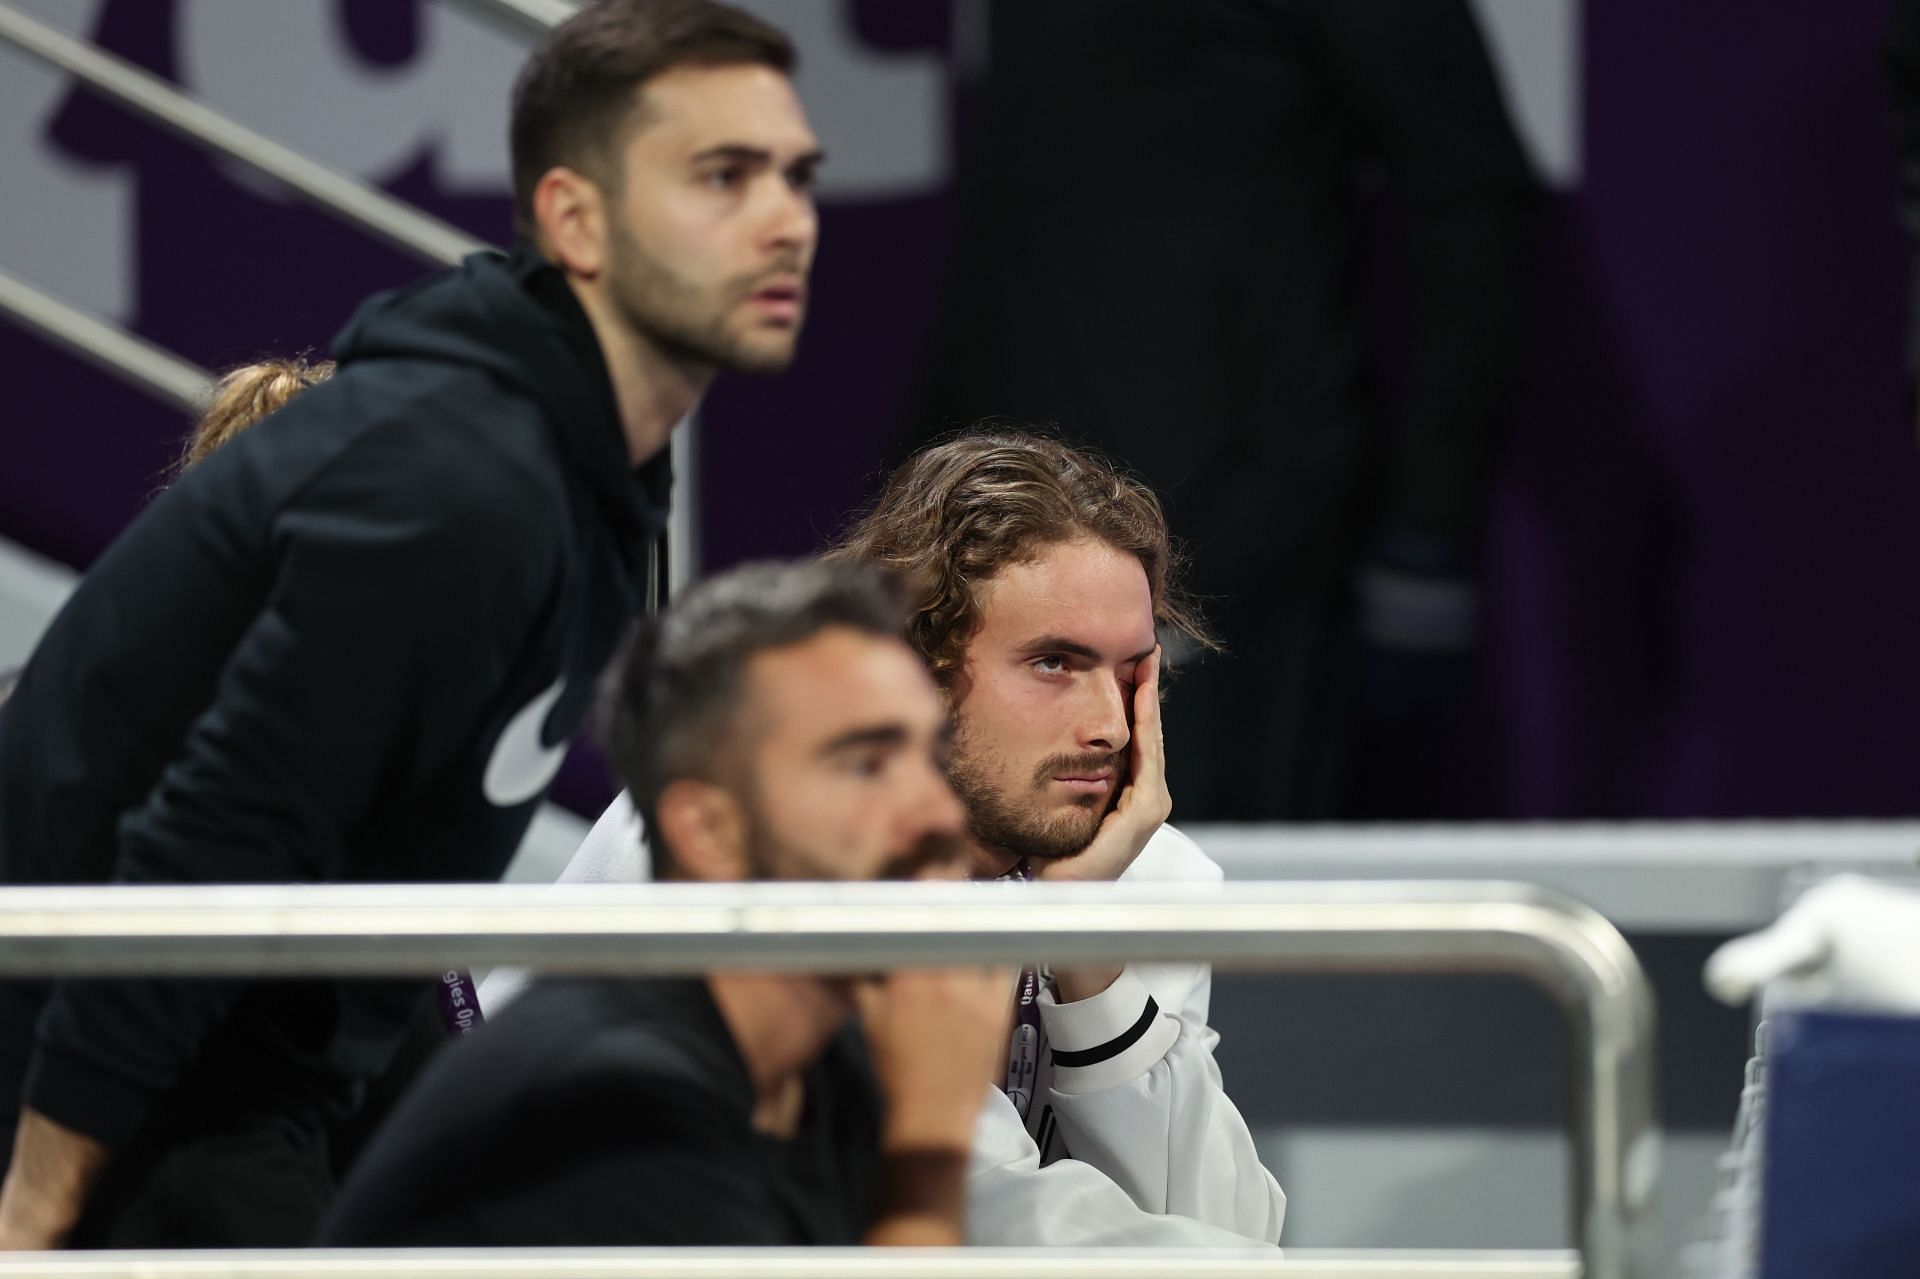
[1705,873,1920,1012]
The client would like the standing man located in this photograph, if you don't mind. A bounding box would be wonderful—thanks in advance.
[0,0,819,1249]
[524,430,1286,1245]
[322,559,1009,1247]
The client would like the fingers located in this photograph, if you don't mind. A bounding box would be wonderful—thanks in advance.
[849,974,888,1025]
[935,964,1019,1011]
[872,965,1014,1013]
[937,965,1019,1034]
[984,963,1019,1009]
[1135,645,1162,739]
[861,966,1019,1079]
[1130,647,1167,810]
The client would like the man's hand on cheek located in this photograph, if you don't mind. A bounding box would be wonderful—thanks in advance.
[1035,647,1168,887]
[1039,648,1168,1003]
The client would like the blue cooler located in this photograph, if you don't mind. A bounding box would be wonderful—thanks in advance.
[1761,1010,1920,1277]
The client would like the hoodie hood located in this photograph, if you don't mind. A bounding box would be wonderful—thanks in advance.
[330,244,669,553]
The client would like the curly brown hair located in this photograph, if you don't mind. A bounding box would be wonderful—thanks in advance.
[827,427,1215,684]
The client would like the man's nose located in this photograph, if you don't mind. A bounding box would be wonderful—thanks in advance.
[909,754,966,837]
[1078,672,1131,753]
[761,177,817,257]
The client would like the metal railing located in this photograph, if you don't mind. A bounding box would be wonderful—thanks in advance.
[0,0,592,403]
[0,267,212,411]
[455,0,584,39]
[0,5,482,270]
[0,1246,1584,1279]
[0,878,1655,1279]
[0,1,477,413]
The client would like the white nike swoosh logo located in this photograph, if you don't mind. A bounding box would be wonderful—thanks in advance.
[482,678,568,807]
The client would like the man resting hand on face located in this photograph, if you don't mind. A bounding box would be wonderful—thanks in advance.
[485,430,1285,1246]
[322,560,1009,1247]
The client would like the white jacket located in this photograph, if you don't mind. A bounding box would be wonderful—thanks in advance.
[480,795,1285,1246]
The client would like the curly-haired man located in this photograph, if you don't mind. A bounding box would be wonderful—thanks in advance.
[826,429,1283,1245]
[488,429,1286,1245]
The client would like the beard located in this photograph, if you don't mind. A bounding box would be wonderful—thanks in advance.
[606,219,802,375]
[946,728,1123,863]
[740,807,967,883]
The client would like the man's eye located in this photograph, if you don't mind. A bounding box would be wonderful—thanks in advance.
[847,752,887,778]
[1032,655,1069,675]
[787,164,818,193]
[702,167,745,190]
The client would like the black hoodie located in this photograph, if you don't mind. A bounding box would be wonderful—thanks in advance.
[0,245,667,1158]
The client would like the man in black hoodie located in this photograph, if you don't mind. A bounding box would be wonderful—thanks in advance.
[0,0,820,1249]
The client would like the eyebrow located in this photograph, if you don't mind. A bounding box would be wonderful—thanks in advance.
[818,724,909,756]
[1019,634,1157,665]
[689,144,826,169]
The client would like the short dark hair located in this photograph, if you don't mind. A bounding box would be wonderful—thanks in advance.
[509,0,796,240]
[606,559,906,863]
[828,426,1216,685]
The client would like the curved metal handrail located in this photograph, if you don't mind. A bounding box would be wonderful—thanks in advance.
[0,878,1653,1278]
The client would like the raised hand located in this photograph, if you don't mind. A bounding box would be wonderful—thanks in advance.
[1037,647,1168,1002]
[855,965,1017,1153]
[1036,646,1169,887]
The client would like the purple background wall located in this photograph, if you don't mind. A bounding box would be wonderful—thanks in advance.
[3,0,1916,821]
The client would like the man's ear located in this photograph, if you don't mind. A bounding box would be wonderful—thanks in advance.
[654,778,752,882]
[532,167,609,279]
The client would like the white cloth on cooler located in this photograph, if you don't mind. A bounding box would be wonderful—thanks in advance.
[1705,873,1920,1011]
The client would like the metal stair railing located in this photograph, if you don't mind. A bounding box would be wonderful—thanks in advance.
[0,878,1656,1279]
[0,1,482,412]
[0,266,212,411]
[0,0,608,408]
[455,0,585,39]
[0,5,483,270]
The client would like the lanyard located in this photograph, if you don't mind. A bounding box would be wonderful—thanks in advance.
[995,859,1045,1119]
[437,968,484,1037]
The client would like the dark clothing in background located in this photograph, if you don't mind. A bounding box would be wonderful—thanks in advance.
[0,244,666,1244]
[64,1091,335,1249]
[909,0,1537,818]
[318,979,880,1246]
[1885,0,1920,378]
